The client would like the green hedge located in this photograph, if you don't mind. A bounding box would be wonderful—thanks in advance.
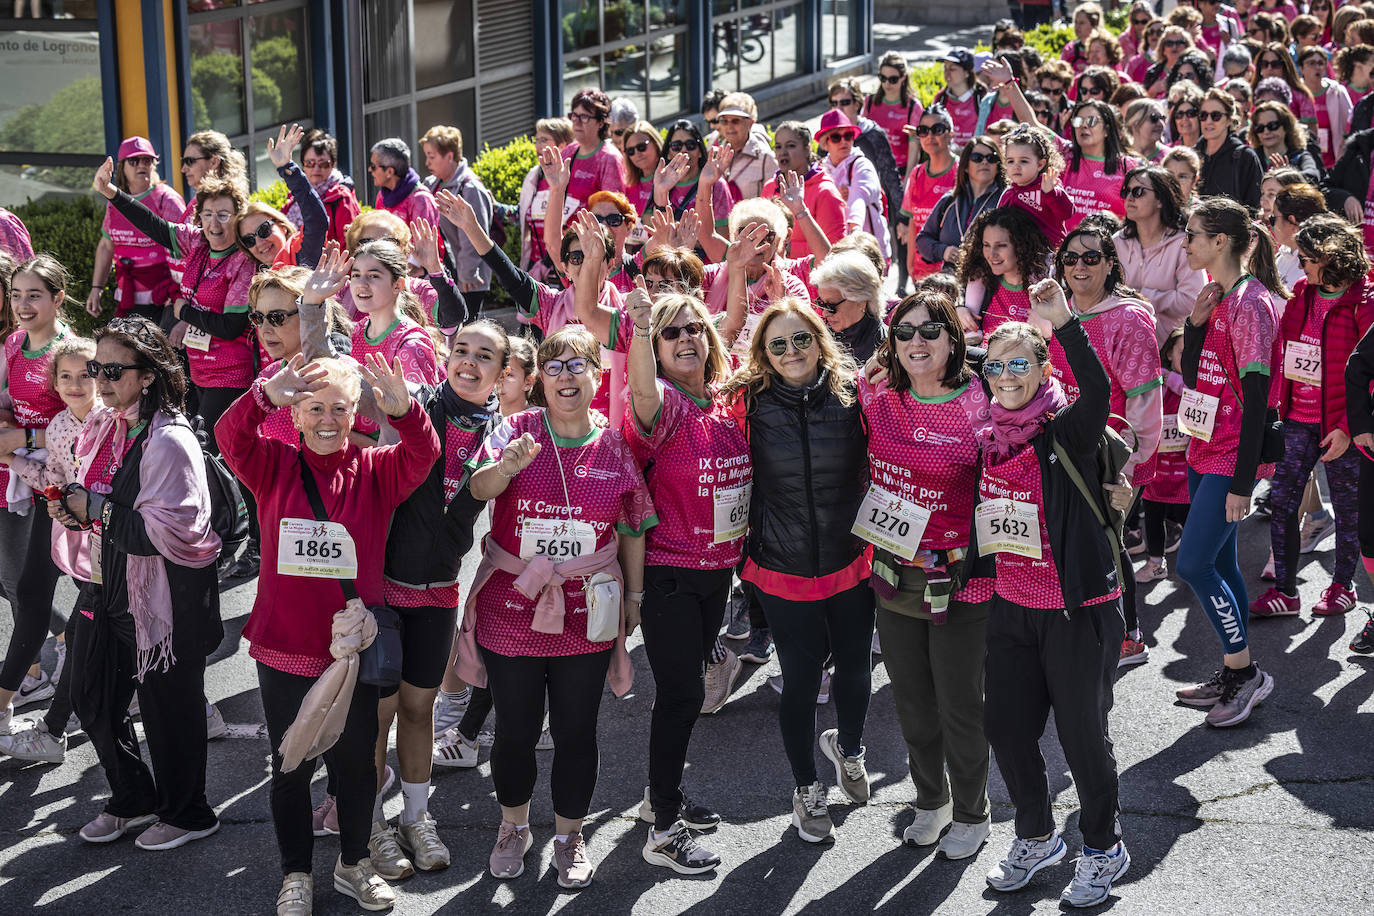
[472,137,539,308]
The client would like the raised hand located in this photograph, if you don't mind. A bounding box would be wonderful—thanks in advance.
[572,209,606,267]
[763,262,785,301]
[979,56,1014,87]
[268,123,304,170]
[540,146,570,190]
[1028,278,1072,329]
[435,188,478,233]
[726,221,771,268]
[654,152,691,197]
[700,143,734,186]
[777,170,807,215]
[673,208,700,249]
[627,275,653,327]
[645,208,678,250]
[498,432,542,478]
[265,353,331,407]
[1040,165,1060,194]
[360,354,411,418]
[93,157,117,200]
[303,245,353,304]
[410,218,442,274]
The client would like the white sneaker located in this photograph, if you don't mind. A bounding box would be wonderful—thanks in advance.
[432,726,479,768]
[987,832,1068,892]
[1060,842,1130,907]
[937,817,991,859]
[14,672,54,708]
[432,688,469,734]
[0,718,65,763]
[1299,514,1337,554]
[206,703,226,740]
[902,800,953,846]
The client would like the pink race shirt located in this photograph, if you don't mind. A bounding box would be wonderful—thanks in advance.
[982,279,1031,337]
[522,280,628,424]
[173,224,257,388]
[351,316,441,386]
[1283,289,1338,425]
[563,141,627,214]
[864,97,923,172]
[1145,384,1189,504]
[901,161,958,279]
[1312,86,1335,169]
[469,409,656,657]
[701,262,811,358]
[997,181,1073,248]
[1062,154,1136,230]
[0,327,68,505]
[937,90,980,150]
[1186,277,1280,478]
[624,381,751,570]
[628,177,653,214]
[103,183,185,307]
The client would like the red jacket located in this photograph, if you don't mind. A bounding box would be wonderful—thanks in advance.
[287,180,361,252]
[218,383,440,660]
[1278,276,1374,435]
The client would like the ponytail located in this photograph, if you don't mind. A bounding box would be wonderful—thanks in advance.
[1247,221,1290,301]
[1192,197,1290,300]
[397,288,429,328]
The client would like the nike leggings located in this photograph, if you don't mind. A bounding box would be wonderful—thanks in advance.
[1177,470,1250,654]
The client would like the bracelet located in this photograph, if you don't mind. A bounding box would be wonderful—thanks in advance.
[990,77,1018,92]
[497,464,520,479]
[626,591,644,603]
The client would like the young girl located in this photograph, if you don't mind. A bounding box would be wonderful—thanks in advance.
[1135,329,1190,587]
[0,336,96,762]
[930,49,984,149]
[1161,147,1201,203]
[498,336,536,417]
[348,239,442,386]
[863,52,924,177]
[997,124,1073,247]
[956,207,1054,344]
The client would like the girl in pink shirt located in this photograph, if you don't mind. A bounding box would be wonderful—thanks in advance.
[957,206,1054,345]
[1061,100,1139,232]
[347,241,441,386]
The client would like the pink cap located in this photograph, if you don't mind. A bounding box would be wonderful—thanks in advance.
[117,136,157,161]
[814,108,858,142]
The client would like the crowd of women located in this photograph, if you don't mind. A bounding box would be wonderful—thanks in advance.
[2,2,1374,912]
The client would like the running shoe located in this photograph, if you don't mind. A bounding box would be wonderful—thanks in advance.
[819,728,869,804]
[1164,521,1183,554]
[1124,527,1145,556]
[1061,842,1130,907]
[1175,669,1227,707]
[312,794,339,836]
[397,813,450,871]
[432,727,479,768]
[986,832,1067,892]
[791,782,833,843]
[1313,583,1357,616]
[902,800,952,847]
[1134,558,1167,583]
[1205,665,1274,727]
[489,822,533,879]
[366,820,414,880]
[1250,586,1300,617]
[701,648,743,715]
[938,818,991,860]
[552,832,595,889]
[14,672,54,708]
[1351,610,1374,654]
[642,821,721,874]
[1118,636,1149,668]
[432,688,469,735]
[723,593,751,640]
[636,786,721,831]
[333,856,394,912]
[1299,514,1337,553]
[739,628,773,663]
[134,820,220,850]
[80,812,156,844]
[0,718,65,763]
[206,703,226,740]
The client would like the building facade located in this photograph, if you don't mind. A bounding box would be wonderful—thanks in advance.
[0,0,873,206]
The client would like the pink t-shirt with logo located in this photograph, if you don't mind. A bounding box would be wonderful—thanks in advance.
[624,381,751,570]
[563,141,627,217]
[935,89,980,149]
[701,262,811,359]
[1186,277,1280,478]
[901,161,958,279]
[173,223,257,388]
[863,97,924,172]
[982,279,1031,337]
[469,408,656,657]
[524,280,628,424]
[1062,154,1137,231]
[103,183,185,309]
[351,316,441,386]
[0,327,68,506]
[1284,289,1338,425]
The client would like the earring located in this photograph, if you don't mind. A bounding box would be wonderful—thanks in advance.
[141,386,149,396]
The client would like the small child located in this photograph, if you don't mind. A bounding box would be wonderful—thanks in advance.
[1137,328,1190,587]
[963,124,1072,320]
[497,335,537,418]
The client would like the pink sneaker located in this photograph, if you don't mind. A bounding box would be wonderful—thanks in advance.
[312,794,339,836]
[1118,636,1149,668]
[1249,586,1300,617]
[1313,583,1357,616]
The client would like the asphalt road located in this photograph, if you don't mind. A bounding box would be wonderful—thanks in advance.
[0,503,1372,916]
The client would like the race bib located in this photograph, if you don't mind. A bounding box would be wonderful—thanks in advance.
[529,190,580,225]
[975,498,1042,559]
[1158,415,1189,453]
[1283,341,1322,387]
[627,223,650,246]
[712,483,751,544]
[519,517,596,561]
[277,518,359,578]
[89,530,102,585]
[1319,128,1330,153]
[183,325,212,352]
[851,484,932,562]
[731,312,761,356]
[1177,388,1218,442]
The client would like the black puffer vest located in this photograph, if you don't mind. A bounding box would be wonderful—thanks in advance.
[745,370,869,578]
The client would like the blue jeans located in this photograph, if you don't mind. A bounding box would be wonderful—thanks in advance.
[1177,470,1250,653]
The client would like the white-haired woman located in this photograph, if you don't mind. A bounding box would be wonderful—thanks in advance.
[811,249,886,365]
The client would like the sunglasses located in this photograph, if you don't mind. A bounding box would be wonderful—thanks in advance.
[1259,58,1284,69]
[1174,107,1200,119]
[181,155,209,168]
[914,123,950,137]
[1072,115,1101,128]
[86,360,141,381]
[1145,112,1166,124]
[239,221,275,249]
[968,150,999,164]
[302,158,333,169]
[766,331,815,356]
[814,296,846,314]
[891,321,945,342]
[594,212,627,227]
[1033,108,1053,120]
[667,139,697,152]
[1122,185,1153,199]
[1184,227,1210,242]
[566,251,586,265]
[829,98,858,107]
[1199,110,1228,122]
[126,156,156,167]
[541,357,591,377]
[879,75,904,85]
[1043,86,1065,95]
[1061,249,1104,266]
[627,140,655,154]
[660,321,705,340]
[1079,86,1106,98]
[1254,120,1284,133]
[249,307,300,327]
[1132,16,1151,25]
[826,132,857,143]
[984,358,1033,379]
[1162,38,1188,48]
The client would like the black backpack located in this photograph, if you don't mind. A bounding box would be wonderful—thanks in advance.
[188,417,250,557]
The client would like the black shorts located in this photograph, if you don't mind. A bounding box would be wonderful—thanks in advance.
[379,603,459,697]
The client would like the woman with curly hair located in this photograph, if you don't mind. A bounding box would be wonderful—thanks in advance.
[1248,101,1323,184]
[957,206,1053,341]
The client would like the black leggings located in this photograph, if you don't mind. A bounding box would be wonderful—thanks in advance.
[1361,450,1374,562]
[480,646,611,818]
[0,506,64,691]
[43,606,81,737]
[258,661,379,872]
[1143,499,1189,558]
[640,565,732,830]
[457,685,495,741]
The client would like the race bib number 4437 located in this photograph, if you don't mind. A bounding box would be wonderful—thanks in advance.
[1177,388,1218,442]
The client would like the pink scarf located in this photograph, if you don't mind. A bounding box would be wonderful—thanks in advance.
[979,377,1068,466]
[76,409,222,680]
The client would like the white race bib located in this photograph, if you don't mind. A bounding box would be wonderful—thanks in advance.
[1319,127,1330,153]
[519,517,596,562]
[627,223,650,246]
[1158,415,1189,453]
[731,312,761,357]
[712,483,751,544]
[1177,388,1219,442]
[851,484,932,562]
[183,325,212,352]
[277,518,359,578]
[529,190,579,225]
[89,530,102,585]
[975,498,1042,559]
[1283,341,1322,387]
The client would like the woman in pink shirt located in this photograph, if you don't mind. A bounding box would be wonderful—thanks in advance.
[762,121,846,261]
[1061,100,1138,231]
[898,107,958,283]
[561,89,627,219]
[1114,166,1205,345]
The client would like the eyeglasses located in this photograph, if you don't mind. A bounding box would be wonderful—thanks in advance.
[660,321,706,341]
[1162,38,1188,48]
[594,212,627,227]
[879,74,904,85]
[1174,107,1200,119]
[249,307,300,327]
[968,150,999,164]
[181,155,209,168]
[1080,85,1106,98]
[814,296,846,314]
[566,250,586,266]
[914,123,950,137]
[829,97,858,107]
[541,357,591,377]
[627,140,655,155]
[1123,184,1153,199]
[568,111,600,124]
[239,221,275,248]
[1254,119,1284,133]
[766,331,814,356]
[86,359,141,381]
[1072,116,1101,128]
[891,321,945,342]
[645,278,684,294]
[667,139,697,152]
[1199,110,1228,122]
[1259,57,1284,70]
[202,210,235,224]
[983,358,1033,379]
[126,156,156,167]
[1061,249,1104,266]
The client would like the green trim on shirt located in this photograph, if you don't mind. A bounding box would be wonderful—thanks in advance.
[1238,361,1271,377]
[520,288,540,321]
[669,378,713,410]
[126,421,148,439]
[606,308,623,350]
[223,303,250,314]
[20,323,68,359]
[908,379,969,405]
[363,316,401,345]
[208,244,238,259]
[1124,375,1165,398]
[542,410,600,447]
[999,279,1025,291]
[616,512,659,537]
[1317,287,1347,300]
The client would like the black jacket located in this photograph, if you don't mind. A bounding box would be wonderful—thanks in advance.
[915,183,1004,269]
[1330,128,1374,204]
[855,117,903,220]
[1195,134,1263,211]
[835,311,886,366]
[744,370,869,579]
[384,384,498,589]
[1345,318,1374,440]
[966,319,1120,613]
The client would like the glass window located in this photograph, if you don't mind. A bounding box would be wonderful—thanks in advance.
[647,31,686,120]
[822,0,854,62]
[417,89,477,158]
[559,1,690,123]
[189,19,247,136]
[415,0,474,88]
[363,0,412,104]
[562,0,599,55]
[250,9,309,129]
[773,4,802,81]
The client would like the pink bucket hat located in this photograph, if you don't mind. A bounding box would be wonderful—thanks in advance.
[814,108,858,142]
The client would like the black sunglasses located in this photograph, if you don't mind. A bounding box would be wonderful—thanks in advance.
[627,140,655,154]
[766,331,814,356]
[1255,119,1284,133]
[914,124,950,137]
[879,74,904,85]
[87,360,141,381]
[1198,110,1228,122]
[968,150,999,164]
[181,155,209,168]
[566,250,586,265]
[814,296,846,314]
[249,307,300,327]
[1061,249,1104,266]
[1162,38,1188,48]
[1174,107,1200,119]
[660,321,705,341]
[1123,185,1153,199]
[594,212,627,227]
[667,139,698,152]
[239,221,274,249]
[891,321,945,342]
[829,98,858,107]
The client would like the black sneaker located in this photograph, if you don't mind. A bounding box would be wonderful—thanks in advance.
[1124,528,1145,557]
[724,595,750,640]
[225,545,260,581]
[739,628,773,663]
[1163,521,1183,554]
[1252,491,1271,518]
[680,794,721,830]
[1351,610,1374,655]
